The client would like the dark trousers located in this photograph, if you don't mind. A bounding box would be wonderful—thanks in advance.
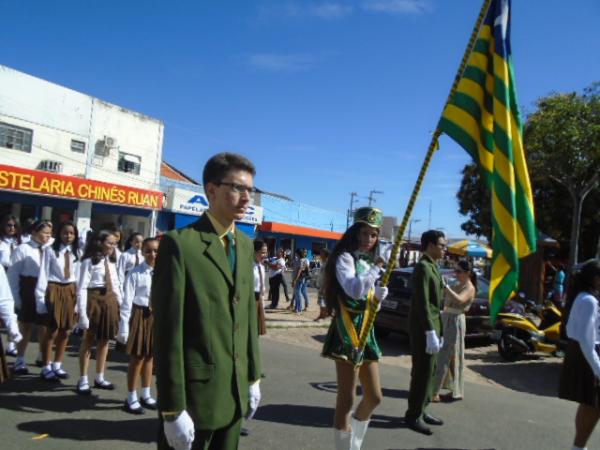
[280,274,290,301]
[406,333,437,421]
[269,273,282,308]
[158,414,243,450]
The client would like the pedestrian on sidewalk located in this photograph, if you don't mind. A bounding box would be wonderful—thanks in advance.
[315,248,330,322]
[75,230,122,394]
[321,207,389,450]
[559,259,600,450]
[292,248,310,314]
[267,248,286,309]
[117,237,159,415]
[253,239,268,336]
[431,259,476,403]
[153,153,261,450]
[35,221,81,382]
[7,220,52,375]
[405,229,447,436]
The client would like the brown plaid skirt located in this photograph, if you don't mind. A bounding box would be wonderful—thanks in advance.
[255,292,266,336]
[17,276,37,324]
[126,304,154,357]
[0,338,8,384]
[87,288,119,341]
[42,282,77,330]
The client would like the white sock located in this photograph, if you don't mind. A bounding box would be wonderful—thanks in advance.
[52,361,62,371]
[7,341,15,351]
[15,356,25,366]
[43,364,52,372]
[127,391,138,404]
[95,372,104,383]
[79,375,89,386]
[141,386,151,399]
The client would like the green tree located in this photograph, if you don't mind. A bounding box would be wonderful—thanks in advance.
[456,163,492,242]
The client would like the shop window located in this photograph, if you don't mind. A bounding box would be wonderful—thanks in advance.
[71,139,86,153]
[0,122,33,152]
[118,152,141,175]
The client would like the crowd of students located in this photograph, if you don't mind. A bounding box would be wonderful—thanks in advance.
[0,214,158,415]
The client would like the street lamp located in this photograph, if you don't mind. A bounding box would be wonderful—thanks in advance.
[408,218,421,244]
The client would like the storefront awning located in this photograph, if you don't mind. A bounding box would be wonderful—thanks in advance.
[258,221,342,240]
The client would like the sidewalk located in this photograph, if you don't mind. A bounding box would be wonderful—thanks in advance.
[264,288,331,328]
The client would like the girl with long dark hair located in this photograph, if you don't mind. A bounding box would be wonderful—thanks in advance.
[431,259,477,402]
[321,207,389,450]
[7,220,52,375]
[35,221,81,381]
[76,230,122,394]
[559,259,600,450]
[117,232,144,286]
[0,214,22,357]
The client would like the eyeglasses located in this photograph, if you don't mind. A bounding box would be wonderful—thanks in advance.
[217,181,257,195]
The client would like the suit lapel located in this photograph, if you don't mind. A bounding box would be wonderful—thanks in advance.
[194,215,234,287]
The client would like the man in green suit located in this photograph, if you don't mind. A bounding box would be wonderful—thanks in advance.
[405,229,447,436]
[152,153,262,450]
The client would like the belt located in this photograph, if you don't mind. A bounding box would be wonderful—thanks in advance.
[444,307,465,315]
[49,281,75,287]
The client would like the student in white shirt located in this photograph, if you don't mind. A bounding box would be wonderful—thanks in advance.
[0,214,22,357]
[117,237,158,414]
[117,232,144,286]
[0,265,22,383]
[253,239,268,336]
[559,259,600,450]
[7,220,52,375]
[35,221,81,382]
[76,230,122,395]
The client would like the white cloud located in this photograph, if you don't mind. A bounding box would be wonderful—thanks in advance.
[246,53,317,72]
[362,0,432,15]
[257,2,354,21]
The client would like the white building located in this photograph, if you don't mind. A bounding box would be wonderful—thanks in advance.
[0,65,164,237]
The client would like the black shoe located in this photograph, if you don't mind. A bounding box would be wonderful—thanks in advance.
[240,427,250,437]
[123,400,145,415]
[94,380,116,390]
[423,413,444,426]
[13,364,29,375]
[405,417,432,436]
[5,348,17,357]
[76,382,92,396]
[40,368,60,382]
[140,397,158,410]
[35,359,44,368]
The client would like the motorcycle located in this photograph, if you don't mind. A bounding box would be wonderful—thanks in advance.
[493,294,564,361]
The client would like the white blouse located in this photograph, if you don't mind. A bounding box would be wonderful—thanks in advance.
[268,257,286,278]
[7,241,45,308]
[254,262,266,294]
[0,236,19,268]
[35,245,80,305]
[566,291,600,378]
[117,247,143,285]
[335,252,382,300]
[121,261,153,324]
[76,257,122,314]
[0,265,17,329]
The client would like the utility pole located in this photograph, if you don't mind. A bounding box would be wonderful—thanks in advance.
[367,190,383,206]
[428,200,432,229]
[347,192,359,229]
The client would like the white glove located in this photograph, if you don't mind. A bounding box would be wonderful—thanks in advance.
[246,381,261,420]
[439,337,444,349]
[163,410,195,450]
[374,285,388,302]
[78,313,90,330]
[36,299,48,315]
[425,330,441,355]
[7,320,22,343]
[116,319,129,344]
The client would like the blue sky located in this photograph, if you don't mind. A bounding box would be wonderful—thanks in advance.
[2,0,599,238]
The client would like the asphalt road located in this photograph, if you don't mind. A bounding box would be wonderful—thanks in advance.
[0,336,597,450]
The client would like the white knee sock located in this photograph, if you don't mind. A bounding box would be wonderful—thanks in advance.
[7,341,15,351]
[350,416,370,450]
[141,386,151,399]
[334,428,351,450]
[79,375,89,386]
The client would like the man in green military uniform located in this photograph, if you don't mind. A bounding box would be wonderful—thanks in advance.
[152,153,262,450]
[405,229,447,435]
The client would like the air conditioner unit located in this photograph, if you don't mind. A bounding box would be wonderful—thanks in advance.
[39,160,63,173]
[104,136,118,148]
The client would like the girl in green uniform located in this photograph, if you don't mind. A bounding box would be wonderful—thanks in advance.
[321,207,389,450]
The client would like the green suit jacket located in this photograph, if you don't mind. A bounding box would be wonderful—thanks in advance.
[152,214,261,430]
[408,254,444,338]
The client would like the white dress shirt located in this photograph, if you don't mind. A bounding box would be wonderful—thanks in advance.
[77,257,122,315]
[35,245,80,305]
[0,236,19,268]
[0,265,17,329]
[117,247,143,285]
[268,257,286,278]
[7,240,45,308]
[121,261,153,324]
[335,252,382,300]
[566,291,600,378]
[254,262,266,295]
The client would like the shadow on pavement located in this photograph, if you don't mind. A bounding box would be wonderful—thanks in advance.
[467,361,561,397]
[254,404,402,429]
[388,448,496,450]
[18,418,158,443]
[310,381,408,399]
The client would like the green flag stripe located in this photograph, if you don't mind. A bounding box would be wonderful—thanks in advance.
[450,93,494,150]
[490,206,519,264]
[473,38,490,56]
[490,269,518,321]
[462,67,494,112]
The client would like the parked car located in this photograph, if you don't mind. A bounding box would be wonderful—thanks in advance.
[374,267,518,339]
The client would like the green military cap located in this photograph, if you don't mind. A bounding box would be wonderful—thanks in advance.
[353,207,383,228]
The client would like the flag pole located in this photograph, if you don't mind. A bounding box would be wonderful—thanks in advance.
[355,0,494,363]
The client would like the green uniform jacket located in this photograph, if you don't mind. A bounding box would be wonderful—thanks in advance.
[152,214,261,430]
[408,254,443,337]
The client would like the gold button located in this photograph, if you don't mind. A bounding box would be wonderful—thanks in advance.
[234,353,239,361]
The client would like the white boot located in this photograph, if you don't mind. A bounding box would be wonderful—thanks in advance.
[350,416,370,450]
[334,428,351,450]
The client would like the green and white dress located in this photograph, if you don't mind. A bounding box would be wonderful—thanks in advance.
[321,251,382,366]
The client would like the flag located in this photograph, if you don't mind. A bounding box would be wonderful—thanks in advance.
[438,0,536,322]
